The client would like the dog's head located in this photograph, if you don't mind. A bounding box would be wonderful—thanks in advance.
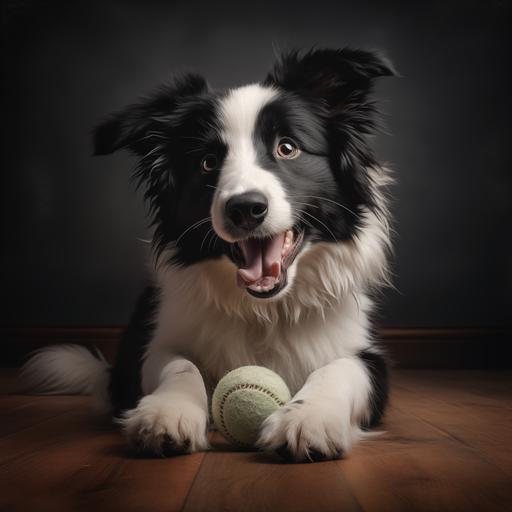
[95,48,394,300]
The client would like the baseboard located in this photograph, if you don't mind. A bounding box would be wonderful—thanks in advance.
[0,326,510,368]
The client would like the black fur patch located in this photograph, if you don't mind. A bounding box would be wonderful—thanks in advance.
[264,48,395,225]
[358,349,389,428]
[109,286,159,417]
[253,95,365,243]
[94,74,228,267]
[94,48,394,269]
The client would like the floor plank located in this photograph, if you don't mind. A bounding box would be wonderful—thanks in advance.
[0,398,207,512]
[394,370,512,407]
[1,370,511,512]
[0,394,87,438]
[391,372,512,476]
[339,382,512,512]
[182,433,361,512]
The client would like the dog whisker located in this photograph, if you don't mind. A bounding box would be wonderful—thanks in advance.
[291,213,315,234]
[290,195,358,217]
[208,231,220,253]
[200,228,213,252]
[297,209,339,243]
[291,200,320,209]
[175,217,212,246]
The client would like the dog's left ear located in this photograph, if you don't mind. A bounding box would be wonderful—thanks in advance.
[265,48,395,111]
[94,73,209,157]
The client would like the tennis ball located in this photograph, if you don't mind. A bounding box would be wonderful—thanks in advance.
[212,366,291,447]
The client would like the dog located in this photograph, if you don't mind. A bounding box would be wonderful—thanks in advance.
[21,48,395,462]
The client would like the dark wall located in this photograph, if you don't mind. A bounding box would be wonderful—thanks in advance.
[2,0,511,327]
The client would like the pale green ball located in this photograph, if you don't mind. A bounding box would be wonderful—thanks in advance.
[212,366,292,447]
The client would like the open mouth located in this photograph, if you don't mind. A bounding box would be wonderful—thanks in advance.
[231,229,305,298]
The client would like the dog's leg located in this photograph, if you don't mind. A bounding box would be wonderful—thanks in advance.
[258,350,387,462]
[110,287,159,417]
[120,350,209,456]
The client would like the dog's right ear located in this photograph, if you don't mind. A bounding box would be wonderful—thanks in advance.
[93,73,209,157]
[265,48,395,113]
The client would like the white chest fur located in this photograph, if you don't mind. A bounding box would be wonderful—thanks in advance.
[148,249,373,394]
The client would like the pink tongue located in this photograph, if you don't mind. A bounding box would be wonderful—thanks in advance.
[236,233,285,287]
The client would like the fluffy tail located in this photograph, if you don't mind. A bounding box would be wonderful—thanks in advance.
[20,345,110,399]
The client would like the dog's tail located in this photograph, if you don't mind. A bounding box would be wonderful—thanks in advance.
[20,345,110,402]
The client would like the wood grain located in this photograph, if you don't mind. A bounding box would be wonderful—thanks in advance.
[0,391,206,512]
[340,375,512,512]
[182,433,361,512]
[1,370,511,511]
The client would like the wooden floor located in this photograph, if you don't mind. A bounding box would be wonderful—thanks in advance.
[1,370,511,512]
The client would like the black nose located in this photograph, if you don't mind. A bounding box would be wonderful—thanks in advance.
[225,191,268,230]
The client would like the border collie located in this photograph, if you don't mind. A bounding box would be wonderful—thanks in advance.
[22,48,395,462]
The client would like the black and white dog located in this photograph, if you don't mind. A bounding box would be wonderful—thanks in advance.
[22,48,395,462]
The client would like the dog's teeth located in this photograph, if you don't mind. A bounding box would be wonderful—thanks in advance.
[281,230,295,257]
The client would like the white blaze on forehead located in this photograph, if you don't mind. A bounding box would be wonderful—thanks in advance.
[220,84,278,141]
[211,84,293,241]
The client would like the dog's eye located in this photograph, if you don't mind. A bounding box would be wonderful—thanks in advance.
[201,154,218,173]
[276,138,300,160]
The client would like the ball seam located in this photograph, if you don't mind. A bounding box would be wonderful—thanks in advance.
[218,383,286,447]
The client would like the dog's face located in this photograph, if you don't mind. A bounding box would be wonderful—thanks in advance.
[95,49,394,299]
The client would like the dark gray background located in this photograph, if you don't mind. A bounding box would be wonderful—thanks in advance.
[2,0,511,327]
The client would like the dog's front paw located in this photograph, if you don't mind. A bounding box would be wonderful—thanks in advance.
[120,394,209,456]
[257,398,362,462]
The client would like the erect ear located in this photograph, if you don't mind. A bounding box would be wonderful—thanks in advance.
[93,73,209,156]
[264,48,395,111]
